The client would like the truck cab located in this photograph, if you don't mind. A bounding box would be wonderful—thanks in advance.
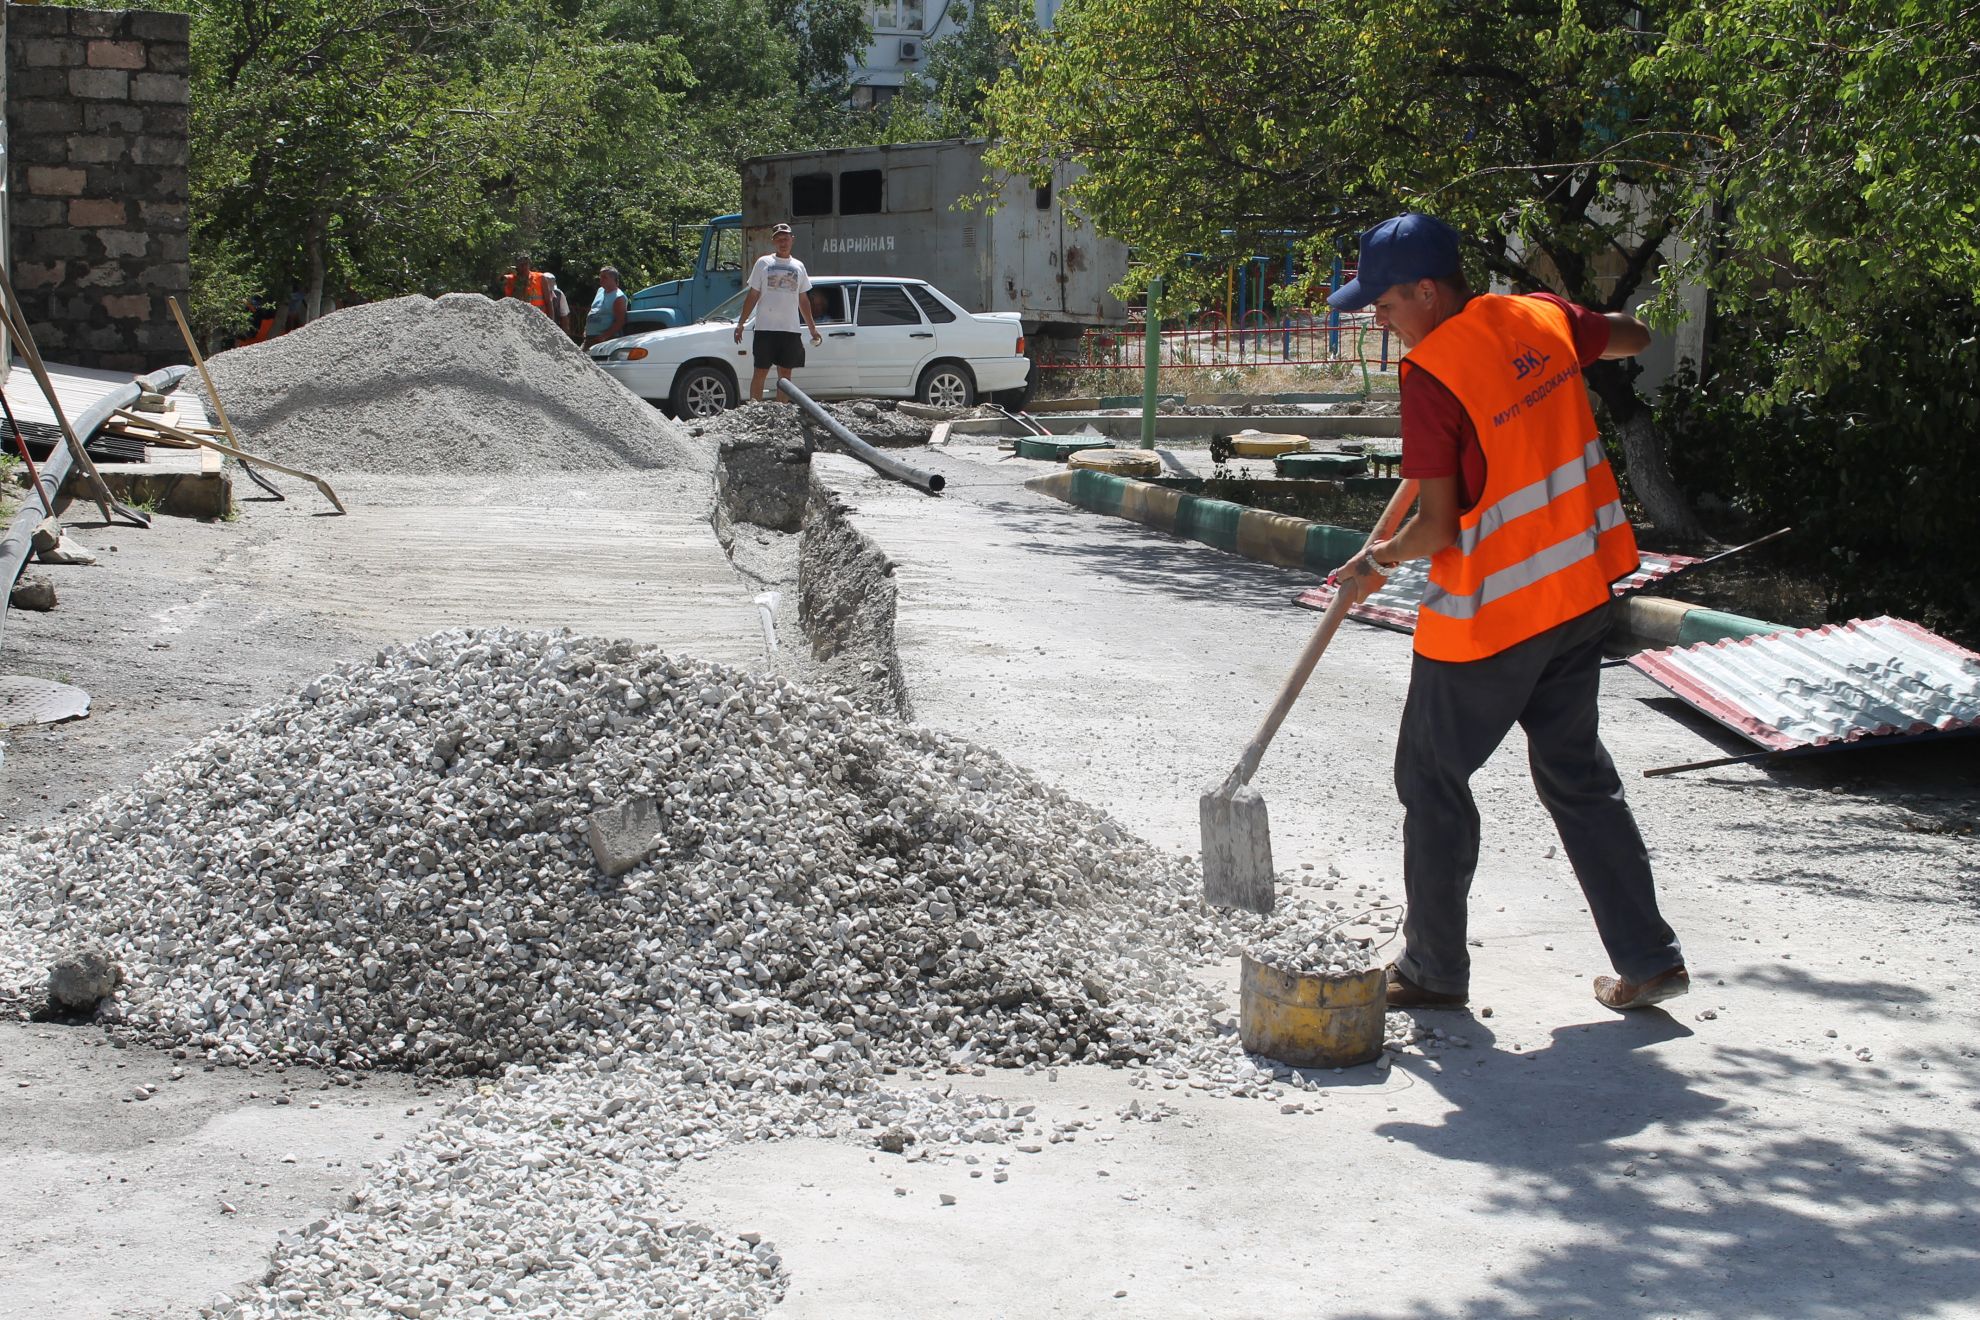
[622,214,746,333]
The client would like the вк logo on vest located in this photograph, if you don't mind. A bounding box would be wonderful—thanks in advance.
[1511,341,1551,380]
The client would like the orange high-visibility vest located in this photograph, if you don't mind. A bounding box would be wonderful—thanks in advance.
[1403,294,1640,662]
[503,270,551,314]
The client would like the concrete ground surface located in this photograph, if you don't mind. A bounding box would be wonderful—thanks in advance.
[3,433,1977,1318]
[678,447,1979,1319]
[2,1025,442,1320]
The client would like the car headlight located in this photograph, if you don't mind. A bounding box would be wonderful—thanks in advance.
[611,347,649,362]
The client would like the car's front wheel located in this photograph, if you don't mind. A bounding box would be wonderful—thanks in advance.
[671,363,737,419]
[916,361,976,410]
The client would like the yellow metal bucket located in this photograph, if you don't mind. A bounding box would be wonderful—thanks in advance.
[1239,954,1385,1069]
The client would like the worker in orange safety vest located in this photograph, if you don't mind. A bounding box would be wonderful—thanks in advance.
[502,255,563,328]
[1326,212,1687,1017]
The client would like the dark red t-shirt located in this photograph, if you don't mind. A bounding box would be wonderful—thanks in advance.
[1398,292,1611,511]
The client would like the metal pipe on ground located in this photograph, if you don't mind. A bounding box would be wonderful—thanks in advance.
[776,379,945,495]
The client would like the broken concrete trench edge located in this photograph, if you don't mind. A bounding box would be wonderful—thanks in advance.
[714,435,913,722]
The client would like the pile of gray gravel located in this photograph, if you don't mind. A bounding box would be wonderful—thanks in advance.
[201,295,702,475]
[0,629,1374,1078]
[0,630,1393,1317]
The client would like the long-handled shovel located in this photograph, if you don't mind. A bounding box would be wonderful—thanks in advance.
[1200,479,1420,913]
[1199,588,1356,913]
[110,408,345,514]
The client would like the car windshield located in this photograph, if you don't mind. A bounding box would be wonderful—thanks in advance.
[700,290,748,325]
[698,282,854,326]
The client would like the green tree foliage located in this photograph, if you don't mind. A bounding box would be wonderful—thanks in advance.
[53,0,877,338]
[1645,2,1980,637]
[883,0,1038,140]
[183,0,696,321]
[982,0,1709,538]
[1658,290,1980,642]
[1643,0,1980,407]
[539,0,875,290]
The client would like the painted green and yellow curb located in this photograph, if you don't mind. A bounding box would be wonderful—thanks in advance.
[1026,469,1364,575]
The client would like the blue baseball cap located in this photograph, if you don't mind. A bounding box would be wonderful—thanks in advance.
[1327,213,1462,311]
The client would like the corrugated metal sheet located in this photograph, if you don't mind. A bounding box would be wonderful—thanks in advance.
[1628,616,1980,752]
[1296,551,1699,630]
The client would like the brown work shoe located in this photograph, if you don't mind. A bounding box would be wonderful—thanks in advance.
[1385,964,1467,1010]
[1593,965,1690,1011]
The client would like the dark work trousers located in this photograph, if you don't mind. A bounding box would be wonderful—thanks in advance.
[1392,601,1682,995]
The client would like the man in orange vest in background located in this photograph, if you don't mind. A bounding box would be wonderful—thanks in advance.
[1327,212,1687,1015]
[502,254,562,329]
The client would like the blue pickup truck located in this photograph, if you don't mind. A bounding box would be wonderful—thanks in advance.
[622,214,747,333]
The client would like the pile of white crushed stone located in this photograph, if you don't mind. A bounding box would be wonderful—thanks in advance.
[201,295,701,476]
[0,629,1398,1318]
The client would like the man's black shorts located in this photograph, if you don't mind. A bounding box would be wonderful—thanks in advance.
[752,330,806,370]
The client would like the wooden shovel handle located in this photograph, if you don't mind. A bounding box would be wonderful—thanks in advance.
[1221,477,1421,794]
[1225,584,1357,792]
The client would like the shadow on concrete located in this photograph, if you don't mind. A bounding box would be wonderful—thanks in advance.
[1726,962,1934,1016]
[1700,810,1978,911]
[920,450,1333,617]
[1342,1013,1980,1319]
[1632,694,1754,755]
[957,510,1319,620]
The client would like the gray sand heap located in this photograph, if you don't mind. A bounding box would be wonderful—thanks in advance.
[202,295,700,475]
[0,631,1401,1318]
[0,629,1378,1077]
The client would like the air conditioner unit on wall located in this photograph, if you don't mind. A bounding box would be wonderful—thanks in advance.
[899,38,922,61]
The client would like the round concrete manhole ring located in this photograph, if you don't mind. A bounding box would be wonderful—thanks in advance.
[1067,448,1165,479]
[0,675,91,728]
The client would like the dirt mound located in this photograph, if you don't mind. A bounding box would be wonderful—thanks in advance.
[201,294,706,475]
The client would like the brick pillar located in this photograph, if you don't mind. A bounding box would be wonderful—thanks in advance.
[6,5,190,372]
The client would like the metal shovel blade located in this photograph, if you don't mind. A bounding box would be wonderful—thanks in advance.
[1199,779,1275,914]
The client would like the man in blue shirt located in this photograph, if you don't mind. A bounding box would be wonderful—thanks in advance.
[583,266,629,348]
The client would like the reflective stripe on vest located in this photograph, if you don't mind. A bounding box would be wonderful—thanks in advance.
[504,270,549,312]
[1403,294,1640,661]
[1421,498,1629,620]
[1457,438,1608,557]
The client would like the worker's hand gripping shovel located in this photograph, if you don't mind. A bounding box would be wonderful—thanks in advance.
[1198,480,1419,914]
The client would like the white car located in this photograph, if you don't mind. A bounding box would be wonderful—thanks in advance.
[588,276,1030,418]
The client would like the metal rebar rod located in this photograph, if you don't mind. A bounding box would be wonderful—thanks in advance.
[776,380,944,495]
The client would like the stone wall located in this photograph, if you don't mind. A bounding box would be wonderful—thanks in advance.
[6,4,189,373]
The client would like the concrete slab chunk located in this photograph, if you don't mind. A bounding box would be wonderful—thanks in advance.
[37,534,98,565]
[586,796,665,878]
[47,947,122,1012]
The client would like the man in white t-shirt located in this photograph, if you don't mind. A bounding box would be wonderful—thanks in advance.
[733,223,824,402]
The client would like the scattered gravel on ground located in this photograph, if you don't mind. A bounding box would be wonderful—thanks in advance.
[202,295,705,476]
[1247,925,1383,978]
[820,399,935,446]
[0,628,1411,1316]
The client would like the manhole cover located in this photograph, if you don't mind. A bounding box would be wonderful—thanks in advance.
[0,675,91,727]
